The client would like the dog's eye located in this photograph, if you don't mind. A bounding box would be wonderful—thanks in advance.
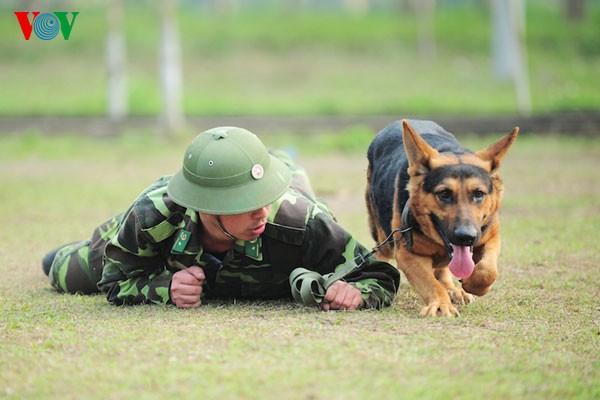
[473,190,486,202]
[436,189,453,203]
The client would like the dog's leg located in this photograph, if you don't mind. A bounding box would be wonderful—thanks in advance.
[435,267,474,305]
[462,235,500,296]
[397,248,460,317]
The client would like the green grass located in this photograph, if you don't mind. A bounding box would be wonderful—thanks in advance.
[0,131,598,399]
[0,2,598,116]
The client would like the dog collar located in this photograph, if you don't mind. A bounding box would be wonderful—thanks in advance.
[401,199,454,261]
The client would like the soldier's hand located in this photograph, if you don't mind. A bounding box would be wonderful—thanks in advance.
[170,266,205,309]
[321,281,363,311]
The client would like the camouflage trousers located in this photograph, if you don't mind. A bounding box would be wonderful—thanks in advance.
[46,215,121,294]
[44,149,317,295]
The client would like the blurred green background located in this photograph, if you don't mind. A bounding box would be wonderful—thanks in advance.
[1,3,599,399]
[0,0,598,120]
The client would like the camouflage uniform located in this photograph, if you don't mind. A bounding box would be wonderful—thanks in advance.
[46,155,400,309]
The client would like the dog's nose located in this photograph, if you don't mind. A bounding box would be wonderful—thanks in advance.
[453,225,478,246]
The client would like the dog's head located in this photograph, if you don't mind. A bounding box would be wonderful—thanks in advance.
[402,119,518,277]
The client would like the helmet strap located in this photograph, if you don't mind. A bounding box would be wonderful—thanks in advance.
[216,216,237,241]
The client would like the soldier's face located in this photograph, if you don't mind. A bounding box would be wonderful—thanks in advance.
[217,205,271,241]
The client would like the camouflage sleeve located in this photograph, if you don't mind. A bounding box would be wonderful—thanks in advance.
[96,192,175,306]
[302,209,400,309]
[97,210,173,305]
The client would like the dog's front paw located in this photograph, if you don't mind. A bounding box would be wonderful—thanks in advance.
[447,287,474,305]
[420,301,460,317]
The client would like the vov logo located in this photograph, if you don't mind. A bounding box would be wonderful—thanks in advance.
[14,12,79,40]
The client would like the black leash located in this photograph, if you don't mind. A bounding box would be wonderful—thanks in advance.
[355,227,406,266]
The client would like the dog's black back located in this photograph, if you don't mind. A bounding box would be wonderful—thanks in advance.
[367,119,471,237]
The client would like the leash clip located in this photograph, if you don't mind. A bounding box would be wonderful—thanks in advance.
[365,228,403,260]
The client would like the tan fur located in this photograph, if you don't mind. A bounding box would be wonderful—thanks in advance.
[367,120,518,317]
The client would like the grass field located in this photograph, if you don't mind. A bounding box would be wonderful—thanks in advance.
[0,130,598,399]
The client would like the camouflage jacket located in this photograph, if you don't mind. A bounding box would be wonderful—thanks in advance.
[93,176,400,308]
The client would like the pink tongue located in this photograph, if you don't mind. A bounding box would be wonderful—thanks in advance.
[448,245,475,279]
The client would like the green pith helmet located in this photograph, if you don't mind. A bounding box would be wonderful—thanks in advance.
[167,127,291,215]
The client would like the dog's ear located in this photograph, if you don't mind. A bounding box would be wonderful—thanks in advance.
[402,119,439,175]
[476,127,519,174]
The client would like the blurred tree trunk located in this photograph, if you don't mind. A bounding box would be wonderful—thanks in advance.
[159,0,184,136]
[492,0,531,115]
[106,0,127,123]
[413,0,436,61]
[210,0,239,15]
[564,0,586,21]
[395,0,412,13]
[344,0,370,15]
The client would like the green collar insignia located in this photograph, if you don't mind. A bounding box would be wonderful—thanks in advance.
[172,229,191,253]
[245,237,263,261]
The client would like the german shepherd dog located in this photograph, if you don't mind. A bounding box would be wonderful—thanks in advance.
[366,119,518,316]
